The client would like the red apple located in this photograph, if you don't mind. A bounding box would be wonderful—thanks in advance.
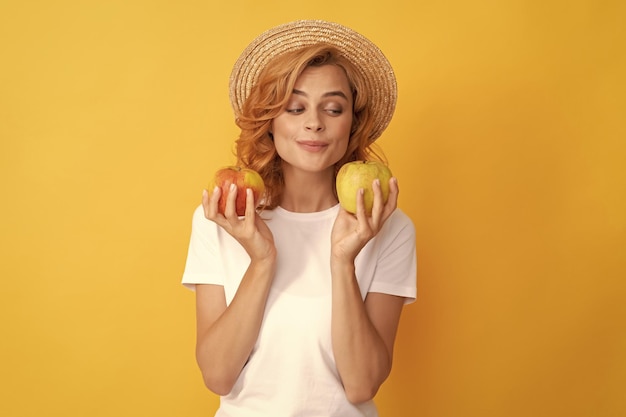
[209,166,265,216]
[336,160,392,215]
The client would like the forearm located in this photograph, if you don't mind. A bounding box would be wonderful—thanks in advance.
[196,257,275,395]
[330,260,391,403]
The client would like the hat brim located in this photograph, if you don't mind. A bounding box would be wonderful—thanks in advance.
[229,20,397,142]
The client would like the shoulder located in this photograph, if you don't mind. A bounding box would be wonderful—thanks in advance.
[382,208,416,239]
[368,208,416,257]
[389,207,414,226]
[191,204,217,232]
[188,204,226,248]
[191,204,206,223]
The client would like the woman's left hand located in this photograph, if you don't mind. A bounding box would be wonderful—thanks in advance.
[331,177,399,263]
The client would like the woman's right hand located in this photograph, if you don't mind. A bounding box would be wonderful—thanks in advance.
[202,184,276,263]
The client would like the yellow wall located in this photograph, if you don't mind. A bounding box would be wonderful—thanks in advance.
[1,1,624,416]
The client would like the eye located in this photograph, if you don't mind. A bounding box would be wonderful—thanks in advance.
[284,99,305,114]
[326,108,343,115]
[286,107,305,114]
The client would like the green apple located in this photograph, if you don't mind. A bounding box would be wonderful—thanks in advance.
[336,161,392,215]
[209,166,265,216]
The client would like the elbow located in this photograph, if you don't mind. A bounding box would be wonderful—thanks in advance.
[197,356,237,396]
[344,383,380,404]
[201,371,236,396]
[196,347,238,396]
[343,364,391,404]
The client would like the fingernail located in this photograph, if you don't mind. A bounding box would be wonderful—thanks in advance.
[213,186,219,194]
[203,189,208,198]
[374,179,380,187]
[230,183,236,192]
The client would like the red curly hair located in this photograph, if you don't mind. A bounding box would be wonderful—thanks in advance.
[234,44,386,209]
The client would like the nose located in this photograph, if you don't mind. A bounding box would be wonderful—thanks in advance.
[304,111,324,132]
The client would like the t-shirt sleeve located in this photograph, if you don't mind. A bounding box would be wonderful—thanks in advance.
[181,205,226,291]
[369,209,418,304]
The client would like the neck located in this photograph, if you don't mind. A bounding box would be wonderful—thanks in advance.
[279,167,338,213]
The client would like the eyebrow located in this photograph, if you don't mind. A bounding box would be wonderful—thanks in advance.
[292,89,349,101]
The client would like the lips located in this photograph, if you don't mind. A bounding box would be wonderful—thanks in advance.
[297,140,328,152]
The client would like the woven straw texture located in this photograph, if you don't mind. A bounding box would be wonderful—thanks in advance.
[229,20,397,141]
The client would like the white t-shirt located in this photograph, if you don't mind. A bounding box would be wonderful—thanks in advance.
[182,204,417,417]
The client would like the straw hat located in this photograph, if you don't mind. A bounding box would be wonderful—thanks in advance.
[229,20,397,142]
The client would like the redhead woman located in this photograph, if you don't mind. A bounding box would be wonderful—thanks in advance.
[182,20,417,417]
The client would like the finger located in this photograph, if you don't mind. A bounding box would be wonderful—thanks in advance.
[244,188,255,216]
[224,183,238,220]
[389,177,399,201]
[376,177,399,226]
[355,188,371,233]
[384,177,399,215]
[204,186,221,220]
[355,188,365,217]
[202,189,210,216]
[371,178,383,225]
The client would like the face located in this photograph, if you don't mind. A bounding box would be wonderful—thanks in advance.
[271,64,353,176]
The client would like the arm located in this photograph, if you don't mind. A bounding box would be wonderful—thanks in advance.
[194,185,276,395]
[195,256,275,395]
[330,177,405,403]
[330,265,405,403]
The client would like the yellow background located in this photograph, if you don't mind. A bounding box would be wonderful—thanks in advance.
[1,0,624,416]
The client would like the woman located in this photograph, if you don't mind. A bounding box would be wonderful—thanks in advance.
[182,20,417,416]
